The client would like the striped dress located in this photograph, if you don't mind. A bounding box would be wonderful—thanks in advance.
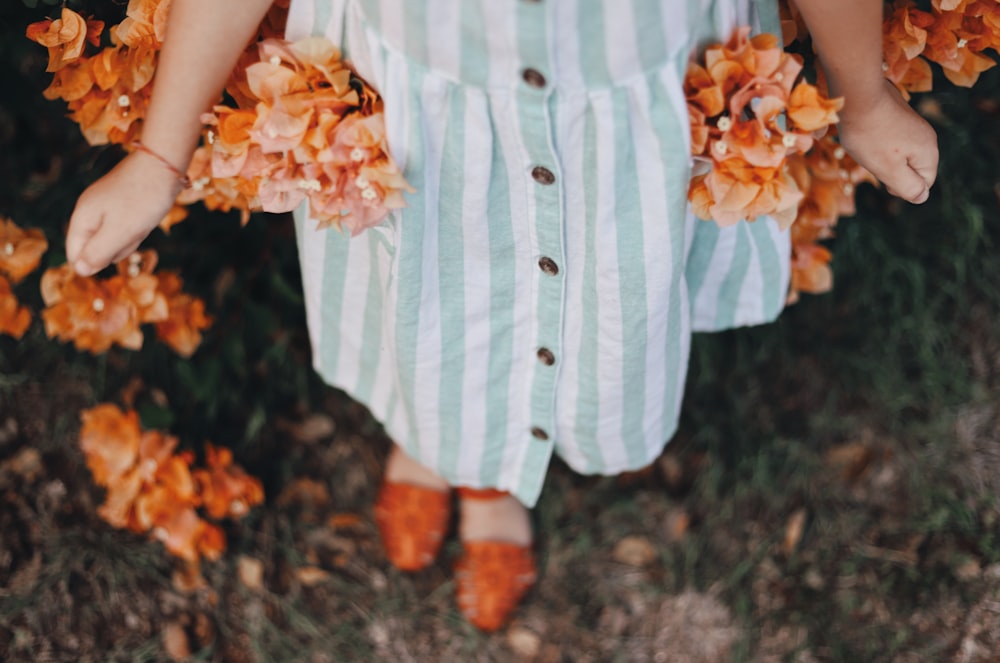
[286,0,788,508]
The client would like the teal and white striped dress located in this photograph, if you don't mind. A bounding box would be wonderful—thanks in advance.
[287,0,788,507]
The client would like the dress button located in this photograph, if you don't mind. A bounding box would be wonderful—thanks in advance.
[537,256,559,276]
[531,165,555,185]
[522,68,547,89]
[531,427,549,441]
[537,348,556,366]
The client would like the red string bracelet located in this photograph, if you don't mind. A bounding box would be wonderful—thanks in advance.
[131,141,192,189]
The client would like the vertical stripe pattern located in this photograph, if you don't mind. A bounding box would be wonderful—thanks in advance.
[288,0,789,508]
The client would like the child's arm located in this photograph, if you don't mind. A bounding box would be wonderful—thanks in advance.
[66,0,275,276]
[794,0,939,204]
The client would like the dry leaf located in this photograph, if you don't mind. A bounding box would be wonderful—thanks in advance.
[192,612,215,650]
[506,625,541,658]
[856,544,918,567]
[162,621,191,662]
[823,442,876,482]
[954,558,982,582]
[616,463,656,487]
[613,536,658,567]
[783,508,808,554]
[275,477,330,509]
[295,566,331,586]
[171,560,208,594]
[0,447,43,482]
[279,414,336,444]
[0,417,17,445]
[6,553,42,597]
[665,508,691,543]
[238,555,264,591]
[326,512,364,529]
[658,454,684,491]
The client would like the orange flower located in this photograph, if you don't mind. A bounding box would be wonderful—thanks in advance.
[194,36,411,232]
[203,106,258,177]
[0,276,32,340]
[152,508,225,563]
[95,428,181,530]
[65,86,148,146]
[689,103,710,156]
[685,63,727,118]
[0,218,48,284]
[922,7,998,86]
[933,0,971,12]
[887,56,935,99]
[113,250,169,323]
[113,0,172,50]
[972,1,1000,51]
[39,253,174,354]
[778,0,809,46]
[153,271,212,358]
[193,444,264,520]
[884,2,932,64]
[224,48,263,112]
[158,204,190,233]
[789,241,833,301]
[79,404,144,487]
[41,264,142,352]
[787,82,844,132]
[133,454,199,531]
[79,404,263,564]
[259,0,291,41]
[940,45,997,87]
[686,26,837,227]
[690,158,804,229]
[784,133,876,303]
[25,8,103,73]
[42,60,95,102]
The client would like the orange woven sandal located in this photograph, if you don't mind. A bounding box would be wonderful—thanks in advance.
[373,481,452,572]
[454,488,537,632]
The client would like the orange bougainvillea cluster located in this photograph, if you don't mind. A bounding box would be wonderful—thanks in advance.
[27,1,410,236]
[79,404,263,563]
[756,0,999,299]
[883,0,1000,98]
[181,37,414,235]
[686,28,844,229]
[0,218,49,340]
[26,3,154,146]
[785,135,878,301]
[40,250,211,356]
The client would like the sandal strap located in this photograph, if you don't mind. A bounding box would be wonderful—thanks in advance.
[374,481,452,571]
[455,487,510,501]
[455,541,537,631]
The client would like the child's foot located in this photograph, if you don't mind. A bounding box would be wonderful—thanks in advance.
[455,489,536,631]
[374,445,451,571]
[384,444,449,491]
[458,491,532,546]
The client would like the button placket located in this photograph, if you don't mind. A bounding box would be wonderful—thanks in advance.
[512,0,563,500]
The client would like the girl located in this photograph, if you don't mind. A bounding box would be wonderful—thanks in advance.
[65,0,938,632]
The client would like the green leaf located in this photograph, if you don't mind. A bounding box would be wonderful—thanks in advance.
[137,402,175,431]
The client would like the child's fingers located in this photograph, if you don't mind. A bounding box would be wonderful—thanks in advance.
[885,166,931,205]
[77,223,140,277]
[110,240,143,265]
[65,207,102,276]
[909,150,939,190]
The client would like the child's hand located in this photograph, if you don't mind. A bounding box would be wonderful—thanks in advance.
[836,80,939,204]
[65,151,182,277]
